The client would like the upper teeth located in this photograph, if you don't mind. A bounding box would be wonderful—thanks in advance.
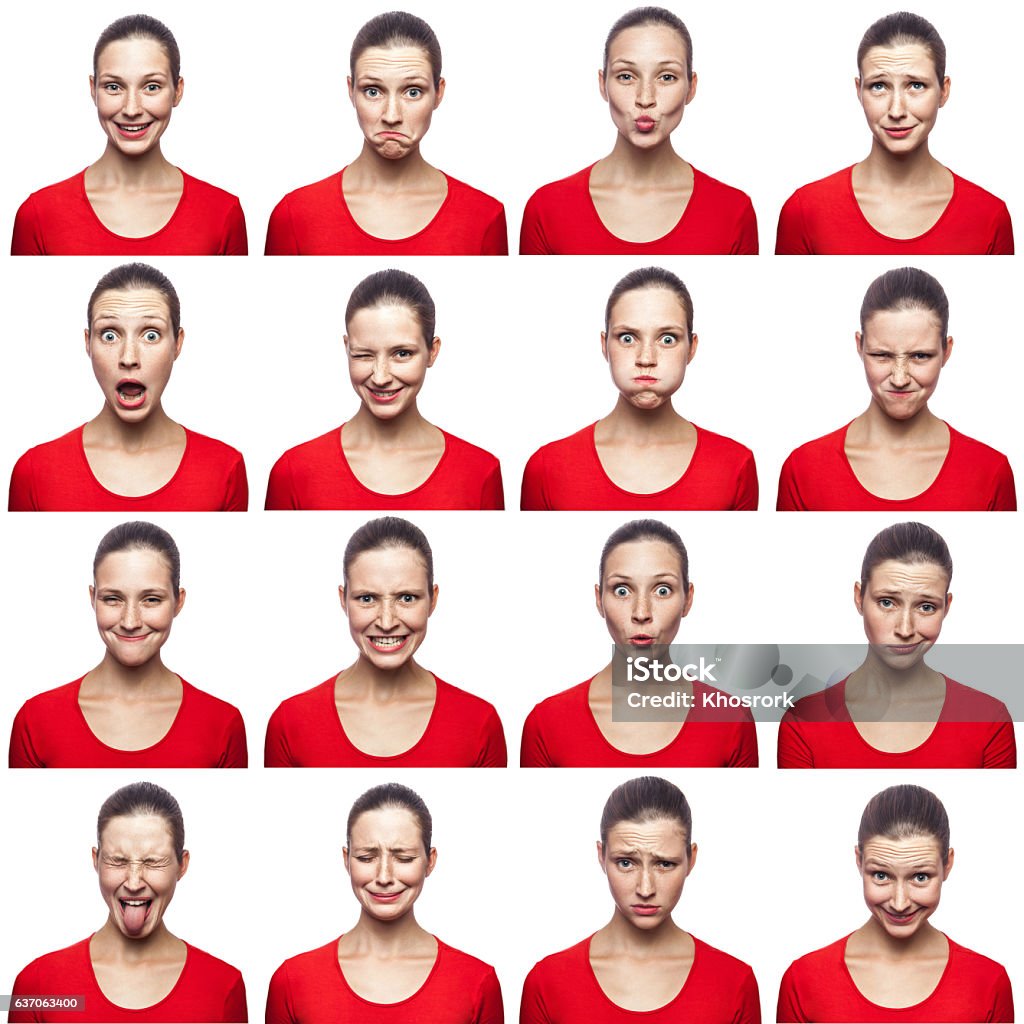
[123,900,147,905]
[373,637,404,647]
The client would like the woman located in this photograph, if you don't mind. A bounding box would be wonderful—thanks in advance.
[776,13,1012,254]
[521,267,757,510]
[266,783,503,1023]
[520,8,757,254]
[8,263,248,511]
[777,267,1015,510]
[265,12,506,255]
[777,522,1015,768]
[522,777,760,1022]
[520,520,757,767]
[9,782,247,1022]
[778,785,1013,1022]
[11,16,246,255]
[265,269,502,510]
[8,521,247,768]
[264,517,506,766]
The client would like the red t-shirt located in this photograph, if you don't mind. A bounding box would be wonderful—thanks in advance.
[777,422,1016,511]
[519,164,758,254]
[777,676,1016,769]
[777,934,1013,1023]
[775,166,1014,255]
[520,678,758,767]
[9,424,248,511]
[264,674,507,767]
[521,934,760,1024]
[9,937,247,1023]
[265,425,503,510]
[11,170,247,256]
[9,676,248,768]
[264,169,507,255]
[521,423,758,510]
[266,936,502,1024]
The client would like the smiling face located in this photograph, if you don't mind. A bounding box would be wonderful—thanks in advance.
[341,545,438,670]
[348,46,443,160]
[91,37,183,156]
[91,548,185,669]
[599,817,695,931]
[344,806,436,923]
[857,834,951,940]
[857,43,949,155]
[602,287,697,409]
[600,23,696,149]
[93,814,188,940]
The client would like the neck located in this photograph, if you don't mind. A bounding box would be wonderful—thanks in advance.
[86,405,180,452]
[597,911,687,953]
[859,140,942,187]
[854,402,943,444]
[345,910,430,953]
[87,654,177,696]
[855,916,944,960]
[603,396,687,438]
[348,144,435,188]
[91,919,179,963]
[90,144,176,187]
[345,404,435,445]
[339,657,432,700]
[599,135,686,182]
[848,655,943,700]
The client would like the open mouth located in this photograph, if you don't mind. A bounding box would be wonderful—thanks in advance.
[116,380,147,408]
[115,122,154,138]
[369,635,408,652]
[119,898,153,934]
[367,387,402,403]
[884,908,918,925]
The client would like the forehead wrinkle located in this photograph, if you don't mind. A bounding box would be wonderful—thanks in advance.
[862,837,943,863]
[862,45,937,76]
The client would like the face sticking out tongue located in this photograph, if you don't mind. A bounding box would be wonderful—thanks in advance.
[121,900,151,935]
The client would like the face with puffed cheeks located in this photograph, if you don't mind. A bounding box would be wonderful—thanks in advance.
[91,548,185,670]
[857,309,951,422]
[857,43,949,156]
[856,834,951,940]
[91,37,183,156]
[602,287,697,409]
[341,546,438,671]
[600,24,696,149]
[345,305,440,421]
[93,814,188,940]
[85,288,183,424]
[344,806,436,923]
[599,817,696,930]
[348,46,444,160]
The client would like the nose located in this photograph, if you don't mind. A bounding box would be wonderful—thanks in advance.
[635,339,657,367]
[122,87,144,118]
[370,357,392,385]
[890,880,911,912]
[893,607,915,640]
[631,593,652,624]
[636,865,655,899]
[125,860,147,889]
[888,90,907,119]
[635,77,656,108]
[121,600,143,631]
[382,93,402,124]
[889,358,910,387]
[119,337,140,370]
[377,599,397,631]
[376,854,394,886]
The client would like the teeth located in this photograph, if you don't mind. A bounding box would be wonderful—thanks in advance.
[372,637,404,647]
[122,900,148,906]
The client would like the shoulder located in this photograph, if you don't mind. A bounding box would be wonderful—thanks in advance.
[272,938,338,979]
[19,171,85,207]
[271,678,336,721]
[273,171,343,211]
[950,173,1010,213]
[184,943,243,984]
[182,428,244,464]
[693,425,754,461]
[180,679,243,721]
[16,426,82,463]
[441,174,504,216]
[946,937,1011,981]
[784,935,847,979]
[691,936,756,980]
[16,938,90,979]
[691,166,754,208]
[526,938,589,983]
[528,680,590,721]
[440,431,500,470]
[435,938,497,979]
[179,171,242,208]
[433,677,500,720]
[784,167,852,205]
[529,425,592,463]
[273,427,343,467]
[783,426,846,466]
[947,426,1011,466]
[784,684,839,724]
[526,166,592,206]
[942,677,1011,720]
[17,679,81,718]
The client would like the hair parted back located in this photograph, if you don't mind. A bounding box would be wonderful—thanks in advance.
[599,519,689,590]
[605,266,694,337]
[94,15,181,84]
[345,269,436,347]
[860,267,949,345]
[604,7,693,82]
[600,776,692,847]
[343,516,434,591]
[88,262,182,339]
[857,12,946,83]
[350,12,442,88]
[347,782,433,851]
[858,784,950,863]
[94,521,181,599]
[98,781,186,862]
[860,521,952,593]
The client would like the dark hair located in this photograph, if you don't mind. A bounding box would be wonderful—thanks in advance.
[98,781,186,862]
[94,521,181,600]
[604,7,693,82]
[860,521,952,594]
[858,784,950,863]
[343,516,434,592]
[599,519,689,590]
[600,776,692,848]
[605,266,694,338]
[859,267,949,347]
[94,15,181,85]
[88,263,181,340]
[857,12,946,83]
[345,269,436,348]
[347,782,433,852]
[350,12,442,89]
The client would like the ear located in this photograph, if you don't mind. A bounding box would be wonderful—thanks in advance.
[855,330,864,354]
[854,844,863,871]
[944,591,953,615]
[428,584,439,615]
[425,847,438,876]
[347,76,355,105]
[89,584,96,607]
[173,76,184,107]
[433,78,446,108]
[685,71,698,104]
[687,332,699,364]
[854,580,864,615]
[595,582,605,619]
[942,847,955,880]
[173,587,186,617]
[938,76,950,108]
[681,582,694,619]
[84,327,92,357]
[92,847,100,872]
[343,846,351,873]
[855,76,864,106]
[89,75,97,104]
[426,336,441,367]
[601,331,610,361]
[339,584,349,619]
[596,840,607,873]
[686,842,698,874]
[343,334,350,354]
[173,328,184,361]
[598,68,608,102]
[177,850,190,880]
[941,336,954,367]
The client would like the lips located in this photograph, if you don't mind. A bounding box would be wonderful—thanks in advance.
[635,117,656,132]
[367,386,403,404]
[883,125,914,138]
[116,379,147,409]
[629,634,656,646]
[369,635,408,652]
[631,904,661,916]
[883,907,918,925]
[634,376,658,384]
[115,122,154,139]
[368,890,403,902]
[119,897,153,935]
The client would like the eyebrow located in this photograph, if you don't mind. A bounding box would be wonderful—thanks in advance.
[612,323,687,334]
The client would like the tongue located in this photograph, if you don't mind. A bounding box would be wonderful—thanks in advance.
[120,385,144,397]
[123,902,149,934]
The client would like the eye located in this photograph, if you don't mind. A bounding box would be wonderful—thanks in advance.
[356,595,376,604]
[101,595,123,605]
[919,602,938,613]
[364,87,381,98]
[399,594,418,604]
[618,333,636,345]
[913,872,931,883]
[656,860,677,869]
[103,83,122,93]
[143,330,160,343]
[395,349,414,359]
[654,585,673,597]
[143,596,163,605]
[100,329,118,343]
[658,73,678,82]
[659,334,678,346]
[910,352,933,361]
[616,72,635,82]
[144,83,161,92]
[613,585,630,597]
[877,598,895,609]
[616,858,634,869]
[406,87,423,99]
[908,81,927,91]
[869,82,887,92]
[872,871,889,882]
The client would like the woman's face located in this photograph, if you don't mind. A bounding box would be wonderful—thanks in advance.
[596,539,693,650]
[93,814,188,940]
[856,834,951,940]
[857,43,949,155]
[600,24,696,149]
[91,548,185,669]
[91,37,183,157]
[348,46,444,160]
[344,806,436,923]
[341,546,438,671]
[857,308,951,421]
[85,288,183,424]
[345,305,439,422]
[854,559,951,672]
[602,287,697,409]
[599,817,695,931]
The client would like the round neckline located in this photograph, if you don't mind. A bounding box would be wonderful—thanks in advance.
[333,933,441,1006]
[589,421,700,497]
[79,166,187,242]
[585,163,696,246]
[840,931,952,1012]
[338,422,448,498]
[74,675,187,754]
[339,165,452,243]
[77,423,190,501]
[836,675,950,756]
[584,932,697,1014]
[86,934,189,1012]
[838,420,954,503]
[582,676,687,758]
[846,164,958,244]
